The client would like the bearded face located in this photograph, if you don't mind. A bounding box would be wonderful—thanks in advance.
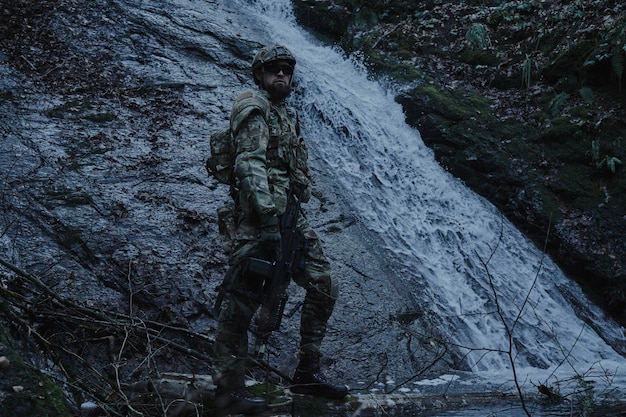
[254,60,294,102]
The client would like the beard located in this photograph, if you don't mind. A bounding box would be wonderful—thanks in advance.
[263,78,292,102]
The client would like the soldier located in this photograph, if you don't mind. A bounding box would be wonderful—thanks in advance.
[212,44,348,414]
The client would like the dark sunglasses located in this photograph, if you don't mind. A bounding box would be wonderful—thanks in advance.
[264,62,294,75]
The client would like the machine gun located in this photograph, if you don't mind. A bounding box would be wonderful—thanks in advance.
[244,182,307,358]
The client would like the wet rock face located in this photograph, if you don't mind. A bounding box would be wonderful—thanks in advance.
[0,0,458,412]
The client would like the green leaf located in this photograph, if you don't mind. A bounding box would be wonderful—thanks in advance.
[607,157,622,174]
[578,87,594,105]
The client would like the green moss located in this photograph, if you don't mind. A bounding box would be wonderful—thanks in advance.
[415,84,496,122]
[386,63,423,81]
[247,383,290,406]
[569,105,593,119]
[545,39,597,75]
[32,378,71,417]
[364,49,423,81]
[536,185,563,221]
[460,50,500,66]
[540,117,581,143]
[0,326,71,417]
[0,371,70,417]
[551,166,604,210]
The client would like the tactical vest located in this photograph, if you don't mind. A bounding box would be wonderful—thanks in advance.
[211,89,310,252]
[231,89,301,176]
[207,89,300,185]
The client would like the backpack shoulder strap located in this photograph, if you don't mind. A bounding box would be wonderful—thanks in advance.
[230,89,271,135]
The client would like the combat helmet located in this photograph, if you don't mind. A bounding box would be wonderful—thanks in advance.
[252,44,296,84]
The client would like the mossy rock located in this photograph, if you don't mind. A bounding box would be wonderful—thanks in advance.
[408,84,496,123]
[0,326,71,417]
[540,116,583,143]
[543,39,597,84]
[247,382,291,406]
[361,49,423,81]
[292,0,352,43]
[459,49,500,67]
[549,165,605,210]
[534,184,563,222]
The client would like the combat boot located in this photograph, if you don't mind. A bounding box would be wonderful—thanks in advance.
[214,387,269,415]
[290,352,348,399]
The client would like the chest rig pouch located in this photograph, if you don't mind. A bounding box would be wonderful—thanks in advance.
[266,104,299,172]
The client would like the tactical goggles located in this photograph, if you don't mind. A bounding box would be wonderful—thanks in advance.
[263,62,294,76]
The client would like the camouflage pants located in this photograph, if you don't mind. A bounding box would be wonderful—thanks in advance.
[212,220,338,391]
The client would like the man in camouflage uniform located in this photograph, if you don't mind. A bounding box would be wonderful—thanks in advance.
[212,44,348,414]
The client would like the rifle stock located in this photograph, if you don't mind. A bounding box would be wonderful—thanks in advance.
[250,183,306,358]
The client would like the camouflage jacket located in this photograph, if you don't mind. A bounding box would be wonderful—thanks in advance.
[229,89,312,242]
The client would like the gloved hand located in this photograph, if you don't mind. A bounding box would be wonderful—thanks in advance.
[259,212,281,248]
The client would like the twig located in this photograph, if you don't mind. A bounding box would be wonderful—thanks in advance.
[251,356,293,384]
[475,214,532,417]
[21,55,37,70]
[0,255,216,416]
[360,352,389,392]
[387,344,448,394]
[371,19,408,50]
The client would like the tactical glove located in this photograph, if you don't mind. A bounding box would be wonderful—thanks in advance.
[259,212,281,247]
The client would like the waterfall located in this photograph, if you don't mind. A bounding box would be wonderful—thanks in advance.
[243,0,626,391]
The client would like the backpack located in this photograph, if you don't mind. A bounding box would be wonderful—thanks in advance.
[206,128,234,185]
[206,89,272,186]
